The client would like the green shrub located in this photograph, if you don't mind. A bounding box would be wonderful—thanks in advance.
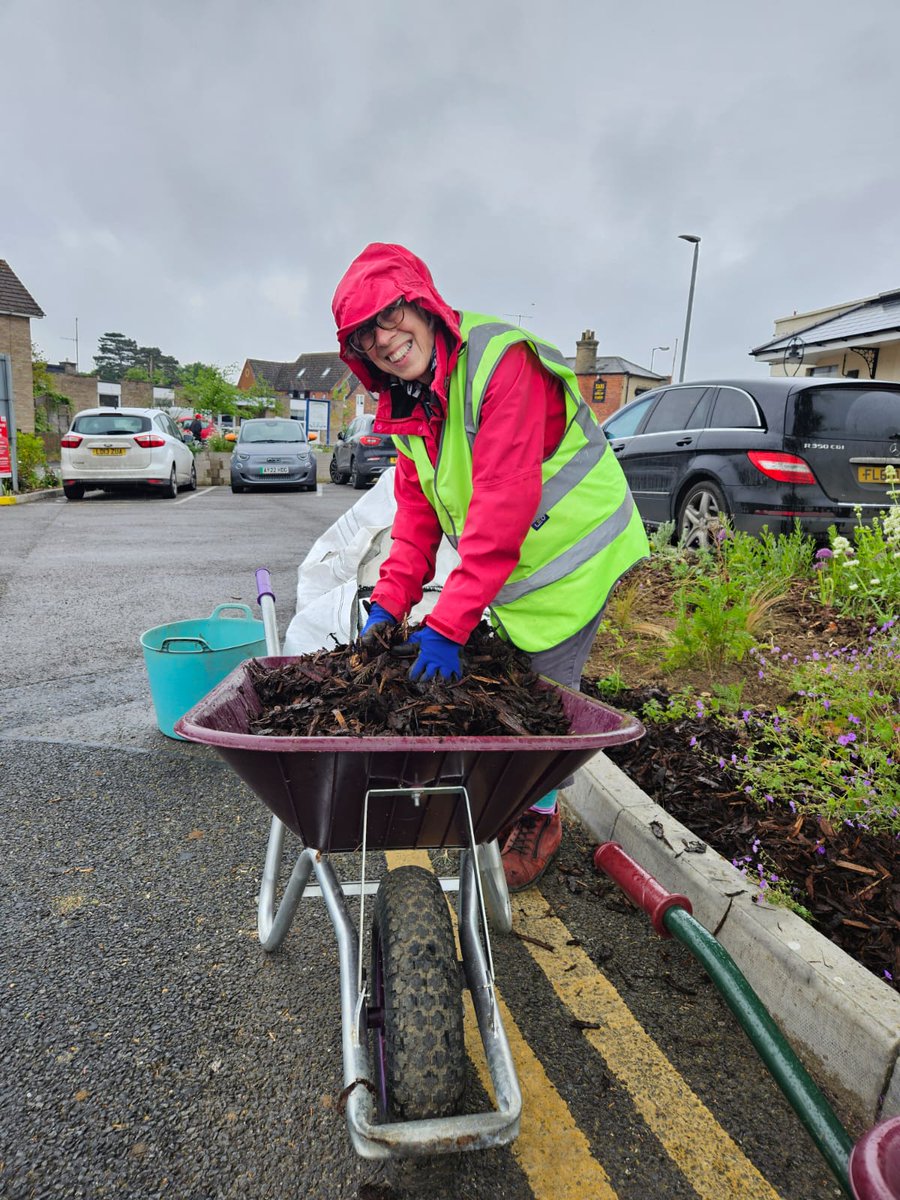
[15,431,48,492]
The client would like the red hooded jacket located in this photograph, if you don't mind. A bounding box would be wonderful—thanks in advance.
[332,243,566,645]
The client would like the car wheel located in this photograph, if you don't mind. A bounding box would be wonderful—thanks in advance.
[677,480,729,550]
[350,458,367,490]
[187,461,197,491]
[330,456,349,485]
[63,483,85,500]
[162,466,178,499]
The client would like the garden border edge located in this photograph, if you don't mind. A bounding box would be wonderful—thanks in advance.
[565,752,900,1130]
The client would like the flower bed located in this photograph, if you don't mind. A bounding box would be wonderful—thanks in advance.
[584,484,900,991]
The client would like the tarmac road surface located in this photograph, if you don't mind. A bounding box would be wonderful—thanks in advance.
[0,484,846,1199]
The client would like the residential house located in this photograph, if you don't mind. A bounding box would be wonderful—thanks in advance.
[750,289,900,380]
[568,329,669,420]
[238,352,373,443]
[0,259,44,437]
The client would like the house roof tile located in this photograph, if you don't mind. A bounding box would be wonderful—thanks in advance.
[0,260,44,319]
[751,289,900,355]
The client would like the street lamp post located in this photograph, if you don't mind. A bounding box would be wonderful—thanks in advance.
[649,345,669,373]
[677,234,701,382]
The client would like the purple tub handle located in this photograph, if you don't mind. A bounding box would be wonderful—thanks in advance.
[256,568,274,605]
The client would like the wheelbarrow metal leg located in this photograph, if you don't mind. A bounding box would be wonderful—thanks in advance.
[257,816,315,950]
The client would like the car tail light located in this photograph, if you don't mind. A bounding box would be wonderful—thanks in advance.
[359,435,382,447]
[747,450,817,485]
[60,434,83,448]
[133,433,167,448]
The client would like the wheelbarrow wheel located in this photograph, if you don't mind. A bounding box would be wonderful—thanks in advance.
[369,866,466,1121]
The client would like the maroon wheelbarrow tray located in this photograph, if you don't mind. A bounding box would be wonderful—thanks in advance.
[176,649,644,1160]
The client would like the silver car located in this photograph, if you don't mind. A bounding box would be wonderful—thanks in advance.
[60,406,196,500]
[230,418,318,493]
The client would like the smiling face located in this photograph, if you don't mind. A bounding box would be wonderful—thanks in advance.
[365,303,436,383]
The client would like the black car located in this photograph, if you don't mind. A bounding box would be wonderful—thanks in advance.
[329,413,397,488]
[600,378,900,548]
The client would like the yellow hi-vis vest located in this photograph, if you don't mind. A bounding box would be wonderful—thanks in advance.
[392,312,649,651]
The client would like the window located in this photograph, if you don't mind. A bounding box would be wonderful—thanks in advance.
[709,387,759,429]
[601,393,656,438]
[641,387,711,434]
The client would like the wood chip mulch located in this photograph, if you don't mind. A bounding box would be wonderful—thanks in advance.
[245,623,569,738]
[601,686,899,992]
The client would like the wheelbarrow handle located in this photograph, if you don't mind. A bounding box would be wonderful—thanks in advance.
[254,567,281,656]
[255,568,274,602]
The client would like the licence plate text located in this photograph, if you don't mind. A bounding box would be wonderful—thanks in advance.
[92,448,126,456]
[857,465,890,483]
[261,466,289,474]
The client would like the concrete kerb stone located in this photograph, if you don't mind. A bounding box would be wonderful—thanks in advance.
[0,487,63,505]
[565,752,900,1129]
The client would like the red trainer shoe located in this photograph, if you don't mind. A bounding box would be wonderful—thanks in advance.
[501,809,562,892]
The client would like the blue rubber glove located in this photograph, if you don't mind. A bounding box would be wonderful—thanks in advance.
[406,626,463,683]
[359,601,397,646]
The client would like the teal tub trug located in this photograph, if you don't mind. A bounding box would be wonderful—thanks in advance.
[141,603,267,739]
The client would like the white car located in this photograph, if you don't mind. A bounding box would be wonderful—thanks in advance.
[60,407,197,500]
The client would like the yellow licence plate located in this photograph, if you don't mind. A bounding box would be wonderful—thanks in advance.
[856,465,890,483]
[92,447,127,456]
[390,456,397,464]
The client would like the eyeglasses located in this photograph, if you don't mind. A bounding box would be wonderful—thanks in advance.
[347,299,406,355]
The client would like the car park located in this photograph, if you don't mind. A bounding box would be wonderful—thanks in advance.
[600,377,900,548]
[329,413,397,488]
[60,406,197,500]
[230,418,317,493]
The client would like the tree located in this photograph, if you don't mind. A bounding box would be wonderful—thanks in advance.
[92,333,181,384]
[93,332,139,381]
[178,363,269,421]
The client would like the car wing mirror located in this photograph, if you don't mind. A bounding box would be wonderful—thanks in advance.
[308,431,317,441]
[337,430,345,441]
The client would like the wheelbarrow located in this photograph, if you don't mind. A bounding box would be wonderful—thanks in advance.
[175,569,644,1159]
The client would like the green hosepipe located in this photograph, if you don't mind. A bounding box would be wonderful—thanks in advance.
[663,905,855,1197]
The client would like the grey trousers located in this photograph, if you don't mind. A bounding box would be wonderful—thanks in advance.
[521,608,605,798]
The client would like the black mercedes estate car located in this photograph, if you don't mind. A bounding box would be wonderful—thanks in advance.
[600,378,900,548]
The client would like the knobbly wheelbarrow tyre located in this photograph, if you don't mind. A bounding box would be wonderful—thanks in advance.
[370,866,466,1121]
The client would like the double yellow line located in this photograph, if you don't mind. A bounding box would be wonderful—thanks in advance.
[385,850,780,1199]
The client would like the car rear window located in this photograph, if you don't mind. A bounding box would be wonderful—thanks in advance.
[789,387,900,439]
[73,414,150,435]
[709,387,760,429]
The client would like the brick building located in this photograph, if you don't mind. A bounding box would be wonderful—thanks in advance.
[238,352,373,443]
[0,260,44,436]
[568,329,668,421]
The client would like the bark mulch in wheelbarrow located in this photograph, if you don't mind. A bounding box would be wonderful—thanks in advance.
[601,687,899,992]
[245,624,570,738]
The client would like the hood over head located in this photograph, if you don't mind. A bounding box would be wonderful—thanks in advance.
[332,243,461,392]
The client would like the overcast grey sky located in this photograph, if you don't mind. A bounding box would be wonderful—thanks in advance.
[3,0,899,382]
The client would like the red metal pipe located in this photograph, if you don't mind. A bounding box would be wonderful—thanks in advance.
[593,841,693,937]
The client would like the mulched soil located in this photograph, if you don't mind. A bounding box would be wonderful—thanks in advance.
[601,690,899,991]
[583,557,898,992]
[246,623,569,738]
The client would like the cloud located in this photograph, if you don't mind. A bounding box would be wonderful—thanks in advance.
[2,0,900,379]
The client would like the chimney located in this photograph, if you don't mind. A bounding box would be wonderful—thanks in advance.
[574,329,597,375]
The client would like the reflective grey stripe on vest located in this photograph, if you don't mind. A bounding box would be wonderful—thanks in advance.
[394,435,412,453]
[463,322,589,448]
[494,491,636,605]
[538,404,609,514]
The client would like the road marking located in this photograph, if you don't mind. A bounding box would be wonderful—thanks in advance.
[174,487,215,504]
[514,889,781,1200]
[385,850,618,1198]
